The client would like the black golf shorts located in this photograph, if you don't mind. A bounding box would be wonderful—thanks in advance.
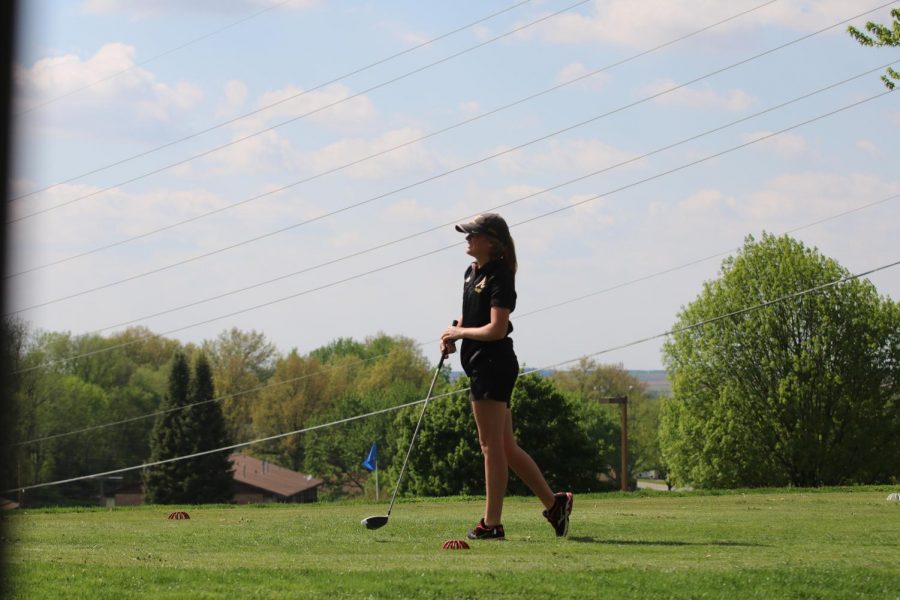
[468,350,519,403]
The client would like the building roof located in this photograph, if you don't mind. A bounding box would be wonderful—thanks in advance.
[229,453,322,498]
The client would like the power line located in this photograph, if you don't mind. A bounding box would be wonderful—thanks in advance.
[510,92,894,227]
[15,190,898,446]
[589,260,900,360]
[9,257,897,494]
[515,193,900,321]
[6,388,467,494]
[16,0,299,115]
[12,37,894,315]
[8,0,589,222]
[11,87,892,375]
[12,0,535,196]
[72,63,893,335]
[12,348,391,447]
[15,1,894,227]
[7,0,783,279]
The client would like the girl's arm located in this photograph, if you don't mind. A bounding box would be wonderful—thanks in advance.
[441,307,509,343]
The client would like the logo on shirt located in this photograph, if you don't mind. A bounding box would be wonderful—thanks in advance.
[474,276,488,294]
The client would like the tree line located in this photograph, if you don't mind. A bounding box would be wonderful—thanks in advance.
[3,234,897,505]
[3,320,650,505]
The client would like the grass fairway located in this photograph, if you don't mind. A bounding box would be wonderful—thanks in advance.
[5,488,899,598]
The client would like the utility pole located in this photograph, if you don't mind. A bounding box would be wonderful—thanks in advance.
[598,395,629,492]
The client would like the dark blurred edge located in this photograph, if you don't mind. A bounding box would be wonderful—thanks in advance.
[1,0,17,594]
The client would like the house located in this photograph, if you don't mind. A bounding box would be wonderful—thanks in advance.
[103,453,322,506]
[106,481,144,507]
[230,453,322,504]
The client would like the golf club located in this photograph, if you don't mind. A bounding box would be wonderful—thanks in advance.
[361,320,457,530]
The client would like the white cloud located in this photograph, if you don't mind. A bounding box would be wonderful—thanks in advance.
[384,198,436,223]
[459,101,481,118]
[197,83,382,175]
[217,80,248,118]
[255,83,376,132]
[650,172,899,236]
[522,0,890,48]
[643,79,755,112]
[740,172,898,221]
[204,127,297,174]
[497,138,643,176]
[9,183,225,256]
[509,192,610,254]
[81,0,319,17]
[678,188,732,214]
[376,20,430,46]
[19,43,136,96]
[472,25,492,41]
[571,193,615,224]
[302,128,434,180]
[137,80,204,121]
[556,63,609,91]
[7,180,332,281]
[741,131,807,158]
[638,172,900,301]
[15,43,203,135]
[855,139,879,158]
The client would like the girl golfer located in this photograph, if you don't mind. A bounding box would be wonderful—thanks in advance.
[440,213,573,540]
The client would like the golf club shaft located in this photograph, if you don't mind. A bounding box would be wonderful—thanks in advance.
[385,321,456,517]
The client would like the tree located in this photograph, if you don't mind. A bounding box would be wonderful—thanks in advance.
[301,335,431,498]
[660,233,899,488]
[553,359,661,484]
[631,395,667,480]
[508,374,612,493]
[6,323,174,506]
[203,328,278,442]
[303,395,372,497]
[144,352,235,503]
[352,336,430,395]
[302,388,411,499]
[181,354,234,503]
[397,373,612,496]
[309,332,430,400]
[249,350,330,471]
[144,352,193,504]
[392,377,482,497]
[848,8,900,89]
[248,334,430,476]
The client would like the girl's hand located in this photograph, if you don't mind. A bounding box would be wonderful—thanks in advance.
[440,339,457,356]
[441,325,463,342]
[440,320,461,355]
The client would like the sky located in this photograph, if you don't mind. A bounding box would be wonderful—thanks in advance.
[7,0,900,372]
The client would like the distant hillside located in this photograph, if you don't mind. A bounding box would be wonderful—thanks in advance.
[451,368,671,396]
[628,370,671,397]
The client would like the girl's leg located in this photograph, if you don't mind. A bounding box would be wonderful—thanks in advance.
[502,408,556,510]
[471,399,509,526]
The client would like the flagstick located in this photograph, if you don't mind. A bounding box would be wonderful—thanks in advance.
[375,458,379,501]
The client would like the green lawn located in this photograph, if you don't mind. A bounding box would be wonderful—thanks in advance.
[4,488,899,598]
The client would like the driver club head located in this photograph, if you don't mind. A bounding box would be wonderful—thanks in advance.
[361,515,389,530]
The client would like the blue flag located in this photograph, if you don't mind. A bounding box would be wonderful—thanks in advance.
[362,442,377,471]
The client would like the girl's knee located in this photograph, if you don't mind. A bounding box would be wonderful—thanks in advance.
[478,437,499,453]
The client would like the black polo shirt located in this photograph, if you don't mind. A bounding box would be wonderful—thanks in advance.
[460,259,516,372]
